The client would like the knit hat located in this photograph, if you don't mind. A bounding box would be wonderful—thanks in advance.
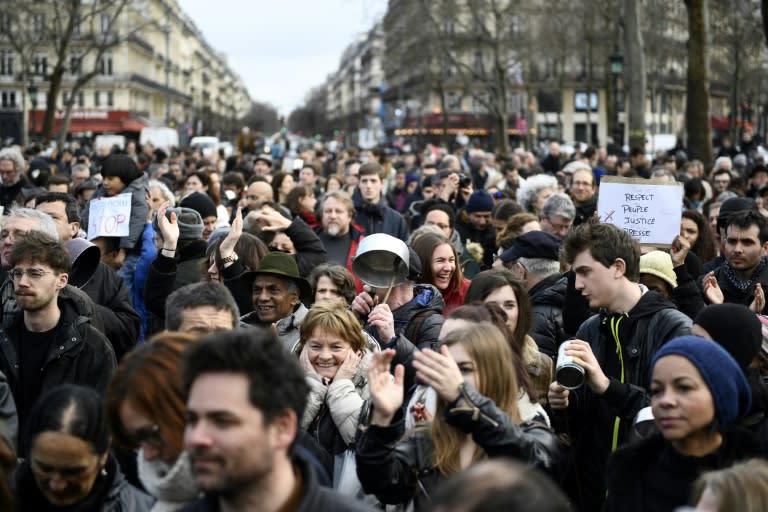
[716,196,756,231]
[639,251,677,289]
[180,191,217,219]
[500,231,561,263]
[465,190,494,213]
[693,304,762,370]
[153,207,204,241]
[651,336,752,426]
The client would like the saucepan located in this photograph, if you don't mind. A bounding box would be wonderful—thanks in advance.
[352,233,410,303]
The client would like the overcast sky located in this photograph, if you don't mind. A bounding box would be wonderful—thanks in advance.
[179,0,388,117]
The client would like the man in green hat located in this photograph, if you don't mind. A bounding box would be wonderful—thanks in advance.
[239,252,312,351]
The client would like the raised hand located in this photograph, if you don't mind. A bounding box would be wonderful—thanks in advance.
[258,206,292,232]
[669,235,690,268]
[750,283,765,313]
[702,271,724,305]
[219,207,243,260]
[157,202,179,250]
[368,349,404,426]
[367,303,395,342]
[412,345,464,403]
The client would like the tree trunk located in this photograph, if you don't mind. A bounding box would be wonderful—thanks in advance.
[762,0,768,48]
[624,0,646,152]
[42,66,66,145]
[685,0,713,163]
[57,99,76,149]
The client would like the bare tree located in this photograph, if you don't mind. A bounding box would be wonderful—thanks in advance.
[8,0,143,147]
[624,0,646,152]
[242,101,279,135]
[684,0,713,163]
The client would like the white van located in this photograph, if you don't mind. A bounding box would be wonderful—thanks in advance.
[190,136,220,158]
[94,134,126,152]
[140,127,179,152]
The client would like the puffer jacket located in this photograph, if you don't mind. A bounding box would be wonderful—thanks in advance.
[240,303,309,352]
[81,174,149,252]
[356,383,560,511]
[553,288,691,512]
[529,273,568,359]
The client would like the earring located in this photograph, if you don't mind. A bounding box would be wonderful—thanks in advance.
[101,467,108,477]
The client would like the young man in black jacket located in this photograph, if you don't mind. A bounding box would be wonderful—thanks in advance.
[181,329,374,512]
[547,222,691,511]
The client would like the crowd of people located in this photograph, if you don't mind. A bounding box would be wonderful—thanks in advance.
[0,135,766,510]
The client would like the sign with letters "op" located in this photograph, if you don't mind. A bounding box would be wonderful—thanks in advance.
[87,193,131,240]
[596,176,683,246]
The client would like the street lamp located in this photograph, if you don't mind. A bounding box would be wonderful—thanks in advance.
[609,52,624,148]
[27,83,38,141]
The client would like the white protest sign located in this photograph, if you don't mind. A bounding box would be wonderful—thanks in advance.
[596,176,683,246]
[86,193,132,240]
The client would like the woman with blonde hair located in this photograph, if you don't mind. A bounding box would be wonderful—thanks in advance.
[691,458,768,511]
[356,322,559,510]
[294,301,377,496]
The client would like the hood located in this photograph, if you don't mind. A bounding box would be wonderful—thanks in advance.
[393,283,445,326]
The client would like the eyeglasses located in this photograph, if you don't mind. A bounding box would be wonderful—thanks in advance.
[9,268,54,281]
[132,424,164,450]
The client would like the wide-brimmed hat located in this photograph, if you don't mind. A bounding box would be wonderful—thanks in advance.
[239,251,311,300]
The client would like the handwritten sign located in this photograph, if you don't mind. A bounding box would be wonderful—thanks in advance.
[87,193,131,240]
[596,176,683,246]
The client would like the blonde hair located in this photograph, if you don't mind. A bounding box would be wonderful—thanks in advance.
[298,301,365,353]
[691,458,768,511]
[430,322,521,476]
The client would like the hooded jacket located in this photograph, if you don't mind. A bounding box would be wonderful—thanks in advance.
[553,289,691,512]
[0,294,117,429]
[528,272,568,359]
[352,188,408,240]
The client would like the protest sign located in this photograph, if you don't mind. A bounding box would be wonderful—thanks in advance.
[596,176,683,246]
[86,193,132,240]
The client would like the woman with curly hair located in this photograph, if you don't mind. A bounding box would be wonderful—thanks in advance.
[681,209,718,265]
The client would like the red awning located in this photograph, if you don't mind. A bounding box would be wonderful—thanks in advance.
[29,110,147,134]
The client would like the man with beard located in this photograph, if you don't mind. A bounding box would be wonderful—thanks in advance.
[315,191,365,291]
[0,231,115,431]
[181,329,375,512]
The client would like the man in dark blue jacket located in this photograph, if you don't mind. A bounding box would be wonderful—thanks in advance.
[352,162,408,240]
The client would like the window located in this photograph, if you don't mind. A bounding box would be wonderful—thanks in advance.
[0,13,11,33]
[107,91,113,106]
[100,14,110,34]
[473,51,484,74]
[33,54,47,76]
[77,91,84,107]
[33,14,45,32]
[0,52,13,76]
[446,91,462,111]
[1,91,16,109]
[62,91,69,105]
[98,53,113,75]
[574,91,598,112]
[69,55,81,75]
[94,91,100,107]
[72,14,81,36]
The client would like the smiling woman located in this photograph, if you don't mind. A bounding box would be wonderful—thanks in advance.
[293,301,375,496]
[411,231,471,314]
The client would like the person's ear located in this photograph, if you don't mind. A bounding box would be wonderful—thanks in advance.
[57,272,69,290]
[70,222,80,237]
[271,409,298,452]
[762,241,768,256]
[613,258,627,278]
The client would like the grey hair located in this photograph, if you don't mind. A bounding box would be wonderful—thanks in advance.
[714,156,732,171]
[0,148,25,171]
[516,257,560,278]
[9,208,59,240]
[148,179,175,207]
[541,193,575,221]
[516,174,558,212]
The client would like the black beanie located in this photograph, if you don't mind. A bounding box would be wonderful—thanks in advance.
[180,191,217,219]
[694,303,762,370]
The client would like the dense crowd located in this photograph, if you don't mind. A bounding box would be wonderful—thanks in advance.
[0,135,766,511]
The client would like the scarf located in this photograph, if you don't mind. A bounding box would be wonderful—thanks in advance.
[137,450,199,512]
[723,257,768,292]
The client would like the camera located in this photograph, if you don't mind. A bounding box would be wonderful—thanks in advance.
[458,173,472,188]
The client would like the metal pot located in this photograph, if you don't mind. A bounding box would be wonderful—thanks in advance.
[352,233,410,289]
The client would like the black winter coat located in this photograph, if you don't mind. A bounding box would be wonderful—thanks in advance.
[453,209,496,270]
[529,273,568,358]
[181,456,375,512]
[15,455,154,511]
[552,290,691,512]
[604,428,762,512]
[356,384,561,511]
[0,295,116,430]
[352,188,408,240]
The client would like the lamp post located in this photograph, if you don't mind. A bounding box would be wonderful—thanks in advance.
[27,83,38,141]
[609,52,624,147]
